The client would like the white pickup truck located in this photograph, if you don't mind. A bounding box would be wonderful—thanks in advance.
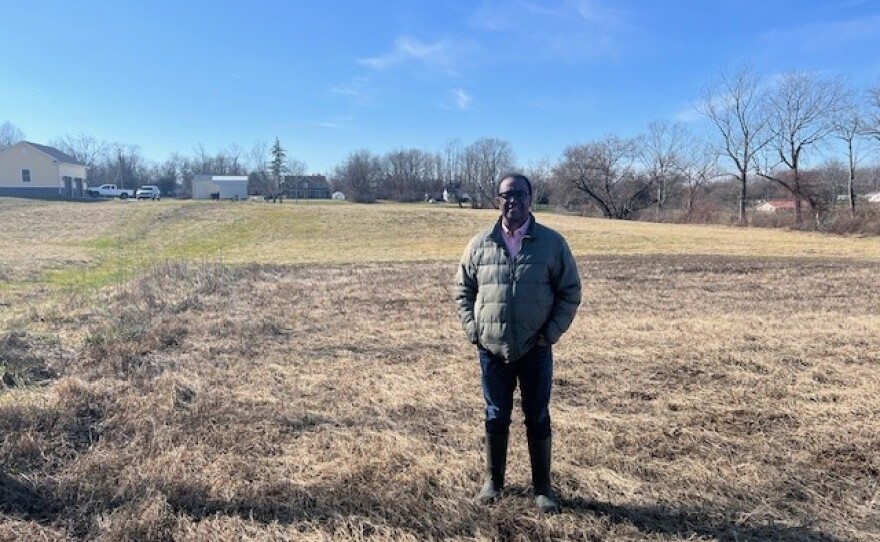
[86,184,136,199]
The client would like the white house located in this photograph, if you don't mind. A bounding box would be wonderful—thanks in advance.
[864,192,880,203]
[191,175,248,200]
[0,141,88,199]
[755,199,799,213]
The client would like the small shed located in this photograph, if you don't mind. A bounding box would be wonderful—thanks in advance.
[192,175,248,200]
[332,191,346,200]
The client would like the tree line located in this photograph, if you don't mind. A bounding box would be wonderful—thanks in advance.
[3,65,880,227]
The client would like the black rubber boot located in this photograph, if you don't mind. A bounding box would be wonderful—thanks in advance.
[474,433,508,504]
[528,436,560,513]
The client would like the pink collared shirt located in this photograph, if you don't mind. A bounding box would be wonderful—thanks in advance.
[501,217,530,259]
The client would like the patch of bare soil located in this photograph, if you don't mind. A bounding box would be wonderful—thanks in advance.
[1,256,878,541]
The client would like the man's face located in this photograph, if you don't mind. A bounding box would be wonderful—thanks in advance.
[497,177,532,228]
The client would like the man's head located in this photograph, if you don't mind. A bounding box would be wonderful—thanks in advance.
[497,173,533,230]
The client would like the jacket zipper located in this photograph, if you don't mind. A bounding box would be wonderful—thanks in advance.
[508,243,518,361]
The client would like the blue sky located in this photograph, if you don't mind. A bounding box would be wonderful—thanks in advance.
[2,0,880,174]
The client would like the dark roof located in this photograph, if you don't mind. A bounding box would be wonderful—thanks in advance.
[24,141,86,166]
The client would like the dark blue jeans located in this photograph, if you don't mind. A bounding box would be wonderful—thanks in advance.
[479,343,553,440]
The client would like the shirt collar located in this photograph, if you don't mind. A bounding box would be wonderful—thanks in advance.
[501,215,531,237]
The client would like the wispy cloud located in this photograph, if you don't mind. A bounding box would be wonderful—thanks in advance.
[674,103,703,124]
[313,116,354,130]
[330,77,373,107]
[469,0,632,62]
[358,37,469,75]
[452,88,472,110]
[574,0,626,27]
[518,2,567,18]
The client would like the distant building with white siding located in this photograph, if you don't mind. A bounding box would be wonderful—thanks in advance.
[755,199,799,213]
[0,141,88,199]
[191,175,248,200]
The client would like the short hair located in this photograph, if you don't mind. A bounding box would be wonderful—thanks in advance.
[497,173,532,195]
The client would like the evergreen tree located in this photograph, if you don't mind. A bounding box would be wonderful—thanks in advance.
[270,137,286,197]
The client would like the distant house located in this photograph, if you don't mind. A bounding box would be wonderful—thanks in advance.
[755,199,800,213]
[191,175,248,200]
[283,175,331,199]
[442,187,470,203]
[0,141,88,199]
[864,192,880,203]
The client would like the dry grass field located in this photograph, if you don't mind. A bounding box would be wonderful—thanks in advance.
[1,198,879,541]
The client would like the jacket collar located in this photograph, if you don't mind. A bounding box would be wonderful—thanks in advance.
[491,213,537,243]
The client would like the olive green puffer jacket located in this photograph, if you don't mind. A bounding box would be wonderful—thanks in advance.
[455,216,581,362]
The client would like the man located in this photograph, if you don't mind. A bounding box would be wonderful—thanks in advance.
[455,173,581,513]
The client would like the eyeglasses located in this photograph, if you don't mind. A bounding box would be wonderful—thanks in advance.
[497,190,530,202]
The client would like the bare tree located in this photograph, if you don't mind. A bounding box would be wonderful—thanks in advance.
[247,141,270,172]
[332,150,382,203]
[439,139,463,185]
[284,157,308,202]
[92,142,147,189]
[190,143,248,176]
[51,133,109,166]
[699,65,771,224]
[382,148,435,202]
[524,157,554,206]
[424,151,445,199]
[833,85,871,215]
[461,145,481,206]
[438,139,467,206]
[869,84,880,141]
[247,141,271,195]
[0,121,25,149]
[758,71,846,225]
[681,142,723,217]
[554,135,653,219]
[640,120,691,216]
[222,143,247,175]
[152,153,185,196]
[815,158,850,201]
[287,159,307,177]
[191,143,212,174]
[463,138,515,208]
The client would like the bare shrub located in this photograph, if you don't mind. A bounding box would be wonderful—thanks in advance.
[750,211,797,229]
[821,205,880,235]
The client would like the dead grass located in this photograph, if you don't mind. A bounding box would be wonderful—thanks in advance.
[2,251,879,541]
[2,198,878,331]
[1,199,877,286]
